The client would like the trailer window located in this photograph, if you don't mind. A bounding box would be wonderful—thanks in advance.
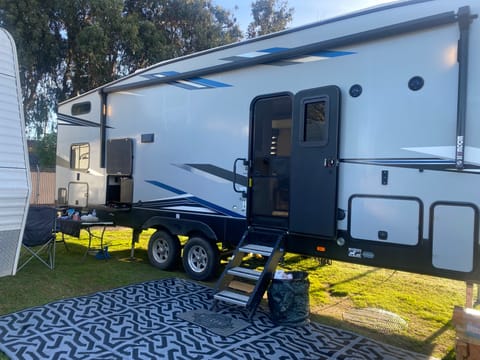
[70,143,90,170]
[71,101,91,115]
[303,99,327,144]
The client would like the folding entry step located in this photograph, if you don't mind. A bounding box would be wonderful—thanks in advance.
[211,227,286,319]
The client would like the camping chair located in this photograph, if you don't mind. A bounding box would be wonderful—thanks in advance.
[17,206,57,271]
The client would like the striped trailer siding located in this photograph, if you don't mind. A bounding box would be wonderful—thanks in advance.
[0,28,31,277]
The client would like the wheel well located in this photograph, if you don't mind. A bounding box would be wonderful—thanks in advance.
[186,230,217,243]
[141,216,217,241]
[150,225,172,236]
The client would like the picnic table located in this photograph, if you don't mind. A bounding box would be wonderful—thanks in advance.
[57,218,115,258]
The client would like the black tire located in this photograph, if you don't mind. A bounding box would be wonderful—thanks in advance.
[148,230,181,270]
[182,237,219,281]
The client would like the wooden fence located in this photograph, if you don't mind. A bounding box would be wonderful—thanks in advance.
[30,171,55,205]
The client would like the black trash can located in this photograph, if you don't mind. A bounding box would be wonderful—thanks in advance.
[267,271,310,326]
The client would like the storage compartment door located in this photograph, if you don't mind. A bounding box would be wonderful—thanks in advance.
[431,203,477,272]
[349,196,421,245]
[120,178,133,203]
[107,138,133,176]
[68,182,88,208]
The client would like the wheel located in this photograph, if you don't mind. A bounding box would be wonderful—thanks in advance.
[148,230,181,270]
[182,237,219,281]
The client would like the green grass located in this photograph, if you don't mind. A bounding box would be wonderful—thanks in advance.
[0,228,180,315]
[0,228,466,359]
[278,255,462,359]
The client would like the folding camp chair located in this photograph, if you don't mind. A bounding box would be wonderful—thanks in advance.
[17,206,57,271]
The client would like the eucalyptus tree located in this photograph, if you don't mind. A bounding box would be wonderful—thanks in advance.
[0,0,241,138]
[123,0,242,68]
[247,0,293,38]
[0,0,63,137]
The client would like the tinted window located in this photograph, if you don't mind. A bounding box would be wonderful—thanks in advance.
[70,143,89,170]
[72,102,91,115]
[303,100,327,144]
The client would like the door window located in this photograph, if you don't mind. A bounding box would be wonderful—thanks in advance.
[303,99,328,144]
[70,143,90,170]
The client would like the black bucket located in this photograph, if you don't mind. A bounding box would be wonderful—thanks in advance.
[267,271,310,326]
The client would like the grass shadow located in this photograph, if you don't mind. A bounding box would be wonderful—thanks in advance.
[309,311,452,359]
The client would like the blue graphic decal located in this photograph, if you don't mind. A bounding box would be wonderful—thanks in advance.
[311,50,356,58]
[340,158,460,172]
[351,159,455,165]
[142,72,231,90]
[188,77,231,88]
[158,71,179,77]
[260,47,289,53]
[145,180,244,218]
[146,180,186,195]
[221,47,355,65]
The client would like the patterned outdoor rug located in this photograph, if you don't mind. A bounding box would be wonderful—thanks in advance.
[0,278,434,360]
[177,309,249,337]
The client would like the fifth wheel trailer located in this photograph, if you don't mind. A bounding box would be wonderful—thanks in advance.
[0,28,31,277]
[57,0,480,284]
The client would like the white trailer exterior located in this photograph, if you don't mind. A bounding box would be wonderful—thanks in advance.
[57,0,480,282]
[0,28,31,277]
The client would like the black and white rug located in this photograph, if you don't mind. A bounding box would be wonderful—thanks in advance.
[0,278,433,360]
[176,309,250,337]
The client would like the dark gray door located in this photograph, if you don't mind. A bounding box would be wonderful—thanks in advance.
[289,86,341,238]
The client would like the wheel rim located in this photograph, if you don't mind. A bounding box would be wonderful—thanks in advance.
[152,238,169,264]
[187,245,208,273]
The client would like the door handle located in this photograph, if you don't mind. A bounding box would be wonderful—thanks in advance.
[233,158,248,197]
[324,159,338,168]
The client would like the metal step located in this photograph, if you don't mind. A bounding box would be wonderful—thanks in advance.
[214,290,250,306]
[239,244,273,257]
[228,267,261,280]
[212,229,286,319]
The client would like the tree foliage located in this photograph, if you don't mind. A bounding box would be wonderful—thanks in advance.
[57,0,132,97]
[0,0,292,143]
[0,0,63,137]
[32,132,57,169]
[0,0,242,139]
[247,0,293,39]
[122,0,242,71]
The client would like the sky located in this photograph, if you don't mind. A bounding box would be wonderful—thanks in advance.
[215,0,398,32]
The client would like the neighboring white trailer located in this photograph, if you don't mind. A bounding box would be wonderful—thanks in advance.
[57,0,480,282]
[0,28,31,277]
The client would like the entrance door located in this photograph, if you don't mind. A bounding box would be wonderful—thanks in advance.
[248,93,292,229]
[289,86,340,238]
